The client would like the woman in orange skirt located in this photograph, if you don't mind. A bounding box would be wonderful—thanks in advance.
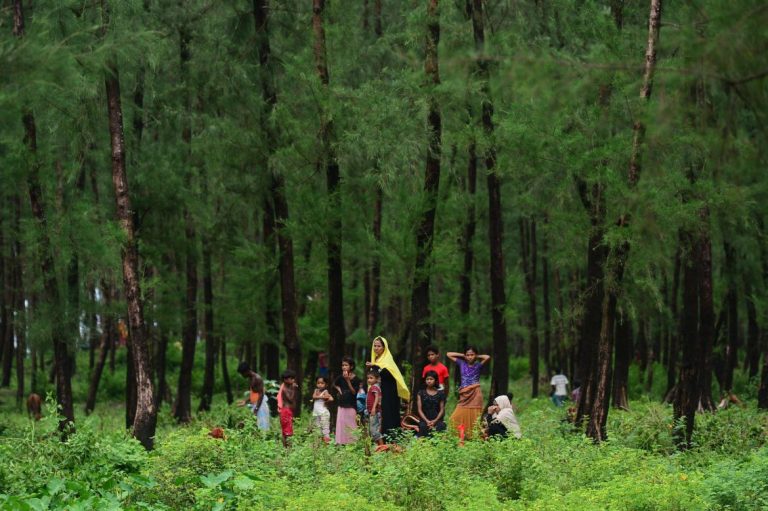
[447,346,490,440]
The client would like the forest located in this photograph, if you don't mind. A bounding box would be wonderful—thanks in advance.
[1,0,767,509]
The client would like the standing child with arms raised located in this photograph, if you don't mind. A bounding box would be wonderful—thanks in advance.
[447,346,490,440]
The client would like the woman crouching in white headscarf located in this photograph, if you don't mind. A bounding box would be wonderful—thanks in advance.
[485,394,522,439]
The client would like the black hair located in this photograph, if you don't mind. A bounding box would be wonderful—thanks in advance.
[464,345,478,354]
[426,345,440,355]
[282,369,296,380]
[506,392,514,402]
[423,370,439,387]
[366,367,380,378]
[237,361,250,374]
[316,375,328,385]
[342,356,356,370]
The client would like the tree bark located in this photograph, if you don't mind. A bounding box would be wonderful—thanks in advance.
[722,242,739,392]
[262,197,281,382]
[312,0,346,381]
[612,310,631,409]
[674,229,700,449]
[696,208,716,411]
[470,0,508,398]
[254,1,302,407]
[520,218,539,397]
[174,24,198,424]
[13,196,25,408]
[745,283,760,378]
[628,0,663,185]
[103,38,157,447]
[409,0,442,383]
[667,246,681,395]
[0,224,12,388]
[17,0,74,430]
[368,186,383,337]
[221,336,233,404]
[85,318,111,414]
[198,245,216,412]
[458,140,477,348]
[155,333,170,406]
[542,223,552,377]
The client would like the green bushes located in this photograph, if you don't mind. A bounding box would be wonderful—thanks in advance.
[0,385,767,510]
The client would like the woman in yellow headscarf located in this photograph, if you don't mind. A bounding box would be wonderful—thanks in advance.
[367,336,409,439]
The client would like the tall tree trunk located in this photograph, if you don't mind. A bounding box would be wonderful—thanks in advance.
[312,0,346,380]
[85,318,111,414]
[667,246,681,395]
[1,228,12,388]
[103,32,157,447]
[575,184,606,422]
[696,208,716,411]
[581,0,662,442]
[520,218,539,397]
[174,24,198,424]
[125,333,137,428]
[745,283,760,378]
[13,196,25,408]
[458,140,477,348]
[255,1,302,407]
[674,229,700,449]
[409,0,442,384]
[220,336,233,404]
[612,310,631,409]
[155,332,170,406]
[542,223,552,377]
[198,245,216,412]
[628,0,663,183]
[16,0,74,432]
[368,187,383,337]
[722,242,739,393]
[270,176,302,411]
[262,197,281,382]
[471,0,508,398]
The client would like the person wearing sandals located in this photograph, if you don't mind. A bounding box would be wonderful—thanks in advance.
[447,346,491,440]
[416,370,446,437]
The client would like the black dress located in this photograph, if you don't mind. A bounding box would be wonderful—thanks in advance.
[417,389,446,437]
[334,375,361,409]
[378,368,401,439]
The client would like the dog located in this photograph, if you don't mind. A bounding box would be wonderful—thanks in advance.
[27,393,42,421]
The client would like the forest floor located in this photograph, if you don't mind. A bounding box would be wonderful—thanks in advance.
[0,360,767,510]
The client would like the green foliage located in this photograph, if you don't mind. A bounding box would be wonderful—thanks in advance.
[1,383,767,510]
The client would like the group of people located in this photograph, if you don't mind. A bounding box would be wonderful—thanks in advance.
[238,336,523,447]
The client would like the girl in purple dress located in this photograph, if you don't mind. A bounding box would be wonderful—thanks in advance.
[447,346,491,439]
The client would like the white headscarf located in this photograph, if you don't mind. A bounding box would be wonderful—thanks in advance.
[491,395,522,438]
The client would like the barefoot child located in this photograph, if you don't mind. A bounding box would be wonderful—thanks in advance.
[365,368,384,446]
[278,370,298,447]
[447,346,490,440]
[416,370,446,437]
[312,376,334,443]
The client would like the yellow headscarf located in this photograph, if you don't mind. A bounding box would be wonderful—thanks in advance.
[370,336,410,401]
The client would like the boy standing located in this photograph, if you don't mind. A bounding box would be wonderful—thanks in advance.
[550,369,569,407]
[422,345,450,393]
[279,370,298,447]
[366,368,384,446]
